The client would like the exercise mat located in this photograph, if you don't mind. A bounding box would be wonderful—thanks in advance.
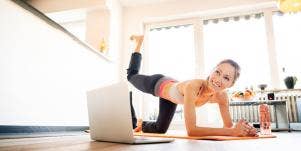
[134,131,276,141]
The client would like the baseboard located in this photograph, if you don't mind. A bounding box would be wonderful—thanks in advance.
[0,125,89,134]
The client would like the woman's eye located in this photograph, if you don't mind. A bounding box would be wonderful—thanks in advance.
[224,77,230,81]
[215,70,220,75]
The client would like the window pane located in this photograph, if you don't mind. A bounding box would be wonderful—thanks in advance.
[273,13,301,89]
[145,25,195,121]
[203,17,270,90]
[148,25,195,80]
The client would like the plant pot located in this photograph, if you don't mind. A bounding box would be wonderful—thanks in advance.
[284,76,297,89]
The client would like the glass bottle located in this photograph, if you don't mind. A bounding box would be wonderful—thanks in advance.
[259,104,271,135]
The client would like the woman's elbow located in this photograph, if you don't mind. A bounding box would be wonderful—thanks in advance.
[186,127,198,136]
[187,130,195,137]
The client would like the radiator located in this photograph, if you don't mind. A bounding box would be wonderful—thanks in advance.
[229,91,301,123]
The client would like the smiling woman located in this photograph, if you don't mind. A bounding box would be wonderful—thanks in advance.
[127,35,257,137]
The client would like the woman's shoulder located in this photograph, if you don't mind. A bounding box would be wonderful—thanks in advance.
[212,91,229,104]
[215,90,228,98]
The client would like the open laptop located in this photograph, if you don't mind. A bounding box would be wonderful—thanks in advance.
[86,81,174,144]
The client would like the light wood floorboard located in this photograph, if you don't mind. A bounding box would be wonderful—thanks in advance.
[0,132,300,151]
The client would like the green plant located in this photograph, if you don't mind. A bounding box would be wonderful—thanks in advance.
[284,76,298,89]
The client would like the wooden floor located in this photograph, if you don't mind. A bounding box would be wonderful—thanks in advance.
[0,132,300,151]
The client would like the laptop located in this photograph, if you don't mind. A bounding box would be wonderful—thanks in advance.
[86,81,174,144]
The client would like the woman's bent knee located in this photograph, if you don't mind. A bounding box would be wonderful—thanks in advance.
[156,127,168,134]
[126,70,138,81]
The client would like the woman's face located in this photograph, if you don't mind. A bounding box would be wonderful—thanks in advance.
[208,63,236,92]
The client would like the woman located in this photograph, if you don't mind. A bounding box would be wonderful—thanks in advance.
[127,35,257,137]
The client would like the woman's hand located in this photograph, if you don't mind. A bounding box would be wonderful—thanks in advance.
[232,119,258,137]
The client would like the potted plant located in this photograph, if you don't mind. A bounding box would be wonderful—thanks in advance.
[284,76,297,89]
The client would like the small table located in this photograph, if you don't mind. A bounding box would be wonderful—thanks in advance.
[230,100,290,131]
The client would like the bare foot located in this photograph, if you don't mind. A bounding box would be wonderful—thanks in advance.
[134,119,143,132]
[130,35,144,53]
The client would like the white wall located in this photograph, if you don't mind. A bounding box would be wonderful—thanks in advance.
[0,1,118,126]
[86,9,110,52]
[107,0,123,75]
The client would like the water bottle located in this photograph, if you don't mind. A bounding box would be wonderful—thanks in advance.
[259,104,271,135]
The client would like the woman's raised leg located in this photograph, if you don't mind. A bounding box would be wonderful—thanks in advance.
[127,35,163,96]
[127,35,177,133]
[127,35,163,130]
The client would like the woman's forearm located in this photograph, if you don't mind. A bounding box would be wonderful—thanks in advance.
[187,126,235,136]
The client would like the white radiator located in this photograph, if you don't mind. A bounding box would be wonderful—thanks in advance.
[229,91,301,123]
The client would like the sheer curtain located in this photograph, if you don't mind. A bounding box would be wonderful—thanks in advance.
[148,25,195,81]
[203,17,270,91]
[144,25,195,121]
[273,12,301,89]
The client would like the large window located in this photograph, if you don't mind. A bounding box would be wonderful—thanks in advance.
[143,11,301,128]
[145,24,195,121]
[203,15,271,91]
[273,12,301,89]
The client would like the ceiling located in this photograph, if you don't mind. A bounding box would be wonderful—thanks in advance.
[119,0,180,7]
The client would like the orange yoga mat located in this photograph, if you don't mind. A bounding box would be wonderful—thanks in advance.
[134,131,276,141]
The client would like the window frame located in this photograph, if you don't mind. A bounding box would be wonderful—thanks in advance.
[140,8,282,128]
